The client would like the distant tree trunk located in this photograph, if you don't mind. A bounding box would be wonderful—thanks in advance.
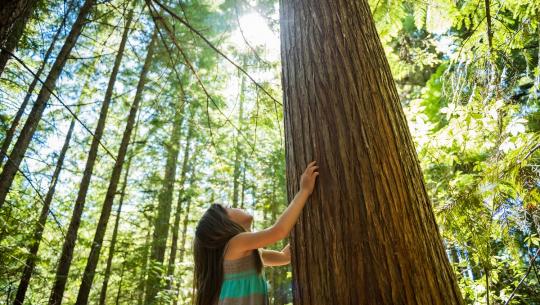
[0,0,38,75]
[138,217,153,305]
[179,141,201,264]
[279,1,465,304]
[12,115,76,305]
[0,1,72,167]
[232,69,246,208]
[173,142,200,300]
[115,258,126,305]
[0,0,96,209]
[240,158,247,209]
[178,191,192,263]
[166,106,194,291]
[144,82,187,305]
[98,148,136,305]
[74,22,155,305]
[47,4,132,304]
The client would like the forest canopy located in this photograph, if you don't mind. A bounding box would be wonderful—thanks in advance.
[0,0,539,304]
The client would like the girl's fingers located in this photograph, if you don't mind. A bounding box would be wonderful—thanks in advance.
[303,161,317,173]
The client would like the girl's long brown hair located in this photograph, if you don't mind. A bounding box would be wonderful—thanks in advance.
[193,203,263,305]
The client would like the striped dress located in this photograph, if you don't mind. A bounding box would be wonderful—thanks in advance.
[217,249,269,305]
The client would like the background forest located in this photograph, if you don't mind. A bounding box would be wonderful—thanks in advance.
[0,0,539,304]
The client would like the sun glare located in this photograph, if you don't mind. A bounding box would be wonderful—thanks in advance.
[230,12,280,61]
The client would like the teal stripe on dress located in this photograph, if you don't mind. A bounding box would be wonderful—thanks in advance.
[224,270,258,280]
[219,274,267,299]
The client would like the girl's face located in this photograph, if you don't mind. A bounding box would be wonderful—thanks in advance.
[224,205,253,231]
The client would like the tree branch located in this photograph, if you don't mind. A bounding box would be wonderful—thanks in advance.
[151,0,282,107]
[0,47,118,161]
[503,248,540,305]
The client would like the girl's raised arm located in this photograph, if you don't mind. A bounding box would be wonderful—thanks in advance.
[227,161,319,255]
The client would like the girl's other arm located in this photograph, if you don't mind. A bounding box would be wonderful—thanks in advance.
[261,244,291,266]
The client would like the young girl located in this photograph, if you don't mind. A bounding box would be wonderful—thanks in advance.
[193,160,319,305]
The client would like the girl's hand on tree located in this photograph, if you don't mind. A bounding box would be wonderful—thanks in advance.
[300,160,319,195]
[283,243,291,260]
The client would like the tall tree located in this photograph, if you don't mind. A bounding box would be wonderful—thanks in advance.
[166,105,194,291]
[0,0,38,75]
[178,141,201,264]
[232,63,246,208]
[74,24,157,305]
[98,136,137,305]
[279,0,465,304]
[12,114,76,305]
[137,216,153,305]
[47,5,131,304]
[144,78,187,305]
[0,0,72,167]
[0,0,96,208]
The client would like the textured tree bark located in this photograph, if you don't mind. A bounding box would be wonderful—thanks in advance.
[0,1,72,167]
[144,64,186,305]
[12,115,76,305]
[279,1,465,304]
[47,5,131,304]
[0,0,38,75]
[0,0,96,209]
[74,22,155,305]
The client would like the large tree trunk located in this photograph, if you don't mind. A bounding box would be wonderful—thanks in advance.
[0,0,72,167]
[12,115,76,305]
[98,144,136,305]
[74,23,156,305]
[47,5,132,304]
[144,79,187,305]
[0,0,38,75]
[0,0,96,209]
[279,1,465,304]
[166,105,194,291]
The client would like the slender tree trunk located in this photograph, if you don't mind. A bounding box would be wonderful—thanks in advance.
[232,69,246,208]
[173,142,200,301]
[144,84,187,305]
[98,148,136,305]
[12,115,76,305]
[47,4,133,304]
[74,23,155,305]
[0,0,96,209]
[484,266,490,305]
[0,0,72,166]
[484,0,493,56]
[115,258,126,305]
[166,107,194,291]
[240,158,247,209]
[178,193,192,263]
[279,1,464,304]
[178,143,201,265]
[138,217,153,305]
[0,0,38,75]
